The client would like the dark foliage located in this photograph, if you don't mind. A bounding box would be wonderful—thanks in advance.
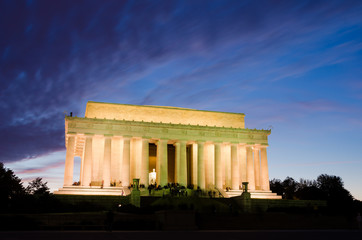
[26,177,50,195]
[270,174,358,214]
[0,162,60,213]
[0,162,26,211]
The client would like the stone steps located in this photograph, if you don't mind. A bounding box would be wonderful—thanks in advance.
[54,186,130,196]
[225,190,282,199]
[54,187,281,199]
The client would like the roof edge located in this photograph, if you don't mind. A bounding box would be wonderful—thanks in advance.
[87,101,245,116]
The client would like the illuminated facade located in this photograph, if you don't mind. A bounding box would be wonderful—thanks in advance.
[55,101,281,199]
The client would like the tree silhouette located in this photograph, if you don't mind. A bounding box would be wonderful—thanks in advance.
[270,174,358,214]
[282,177,298,199]
[0,162,26,211]
[316,174,354,212]
[26,177,50,195]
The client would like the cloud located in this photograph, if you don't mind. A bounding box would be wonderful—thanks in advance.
[1,0,362,163]
[273,160,362,168]
[18,161,64,174]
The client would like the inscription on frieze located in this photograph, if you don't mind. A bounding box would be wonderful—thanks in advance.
[94,124,106,130]
[187,130,198,136]
[113,125,121,130]
[238,133,245,138]
[206,132,215,137]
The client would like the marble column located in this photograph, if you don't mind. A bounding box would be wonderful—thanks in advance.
[103,136,112,187]
[253,146,261,190]
[179,140,187,186]
[92,135,104,182]
[82,135,93,186]
[132,138,142,180]
[214,142,222,189]
[246,145,255,191]
[80,143,85,185]
[197,141,205,189]
[191,143,198,186]
[174,142,180,183]
[110,136,122,183]
[64,134,75,186]
[239,144,247,185]
[231,143,239,190]
[224,144,231,189]
[141,138,150,187]
[157,139,168,186]
[122,136,131,187]
[260,146,270,191]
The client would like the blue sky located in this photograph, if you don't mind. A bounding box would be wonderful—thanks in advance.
[1,0,362,200]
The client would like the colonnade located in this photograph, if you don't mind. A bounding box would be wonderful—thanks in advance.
[64,134,270,191]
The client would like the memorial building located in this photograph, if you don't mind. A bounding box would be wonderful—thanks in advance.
[55,101,281,199]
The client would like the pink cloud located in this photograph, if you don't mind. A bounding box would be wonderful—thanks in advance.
[273,160,361,167]
[18,161,64,174]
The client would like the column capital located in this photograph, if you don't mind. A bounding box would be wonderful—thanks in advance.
[104,134,113,138]
[156,138,169,142]
[112,135,123,139]
[142,136,152,139]
[155,138,168,146]
[252,144,261,151]
[122,135,132,140]
[259,144,269,148]
[93,134,104,138]
[66,132,77,137]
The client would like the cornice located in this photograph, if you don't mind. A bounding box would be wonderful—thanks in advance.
[87,101,245,116]
[65,116,271,134]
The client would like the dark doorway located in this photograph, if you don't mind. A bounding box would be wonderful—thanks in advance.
[186,145,192,186]
[167,144,175,183]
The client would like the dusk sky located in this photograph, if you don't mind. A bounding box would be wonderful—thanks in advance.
[1,0,362,200]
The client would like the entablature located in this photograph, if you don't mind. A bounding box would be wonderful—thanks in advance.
[65,116,270,150]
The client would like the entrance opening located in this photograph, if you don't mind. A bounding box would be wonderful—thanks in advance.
[149,143,157,185]
[73,156,81,185]
[167,144,175,183]
[186,145,192,186]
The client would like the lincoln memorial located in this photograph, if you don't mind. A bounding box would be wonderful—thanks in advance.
[55,101,280,199]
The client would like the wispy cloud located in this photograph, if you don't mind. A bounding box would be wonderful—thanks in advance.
[1,0,362,163]
[18,161,64,174]
[273,160,361,167]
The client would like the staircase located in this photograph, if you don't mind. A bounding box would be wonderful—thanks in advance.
[225,189,282,199]
[54,186,131,196]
